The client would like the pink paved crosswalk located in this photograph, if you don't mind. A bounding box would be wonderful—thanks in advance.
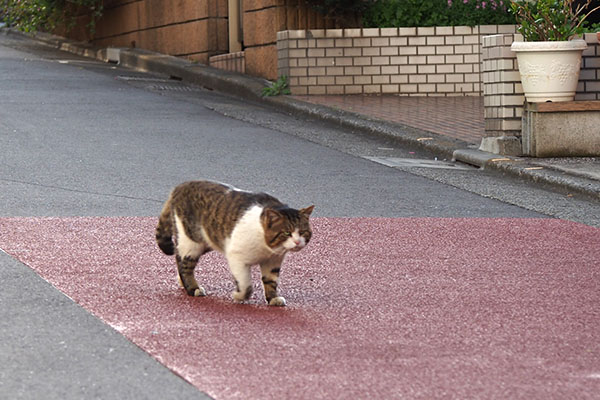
[1,217,599,399]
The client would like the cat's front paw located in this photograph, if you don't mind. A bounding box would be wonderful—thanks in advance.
[268,296,286,307]
[232,286,253,302]
[193,287,206,297]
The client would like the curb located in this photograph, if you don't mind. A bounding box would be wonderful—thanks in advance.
[4,28,599,201]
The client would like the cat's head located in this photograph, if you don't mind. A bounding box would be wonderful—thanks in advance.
[262,205,314,253]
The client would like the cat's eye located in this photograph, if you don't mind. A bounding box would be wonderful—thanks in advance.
[283,231,292,237]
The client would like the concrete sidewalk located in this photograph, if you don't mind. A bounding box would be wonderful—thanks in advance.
[3,28,599,202]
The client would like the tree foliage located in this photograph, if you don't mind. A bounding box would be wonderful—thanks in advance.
[362,0,516,28]
[0,0,102,35]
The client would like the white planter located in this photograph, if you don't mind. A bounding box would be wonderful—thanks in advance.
[510,40,587,102]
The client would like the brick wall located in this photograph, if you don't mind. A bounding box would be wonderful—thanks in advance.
[209,51,245,73]
[481,32,600,154]
[277,25,517,96]
[481,34,523,141]
[577,33,600,100]
[243,0,333,80]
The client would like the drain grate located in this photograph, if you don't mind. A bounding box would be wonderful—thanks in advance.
[116,75,172,82]
[147,84,201,92]
[365,156,478,170]
[116,75,201,92]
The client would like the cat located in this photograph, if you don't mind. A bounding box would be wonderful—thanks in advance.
[155,180,314,306]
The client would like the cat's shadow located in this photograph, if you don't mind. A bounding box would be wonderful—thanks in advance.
[168,289,315,327]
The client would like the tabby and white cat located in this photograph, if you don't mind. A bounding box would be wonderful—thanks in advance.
[155,180,314,306]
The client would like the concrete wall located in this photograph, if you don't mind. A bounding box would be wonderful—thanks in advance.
[522,102,600,157]
[63,0,329,79]
[65,0,229,64]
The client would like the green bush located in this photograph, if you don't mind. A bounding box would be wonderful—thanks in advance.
[510,0,600,41]
[362,0,516,27]
[304,0,375,27]
[262,75,292,97]
[0,0,102,35]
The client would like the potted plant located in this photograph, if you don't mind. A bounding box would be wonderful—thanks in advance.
[510,0,600,102]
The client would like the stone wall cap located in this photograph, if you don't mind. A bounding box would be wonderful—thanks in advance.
[511,39,587,52]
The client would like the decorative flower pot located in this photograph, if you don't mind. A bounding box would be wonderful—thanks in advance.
[511,40,587,102]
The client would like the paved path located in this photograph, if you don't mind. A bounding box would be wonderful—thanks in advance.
[294,95,484,144]
[1,217,599,399]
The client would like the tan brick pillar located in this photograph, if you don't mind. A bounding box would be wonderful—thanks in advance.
[480,34,524,156]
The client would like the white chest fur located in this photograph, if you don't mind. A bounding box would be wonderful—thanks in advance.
[224,205,274,266]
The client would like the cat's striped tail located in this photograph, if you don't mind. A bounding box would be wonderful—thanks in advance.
[155,195,175,256]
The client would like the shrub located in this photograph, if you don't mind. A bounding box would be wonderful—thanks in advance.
[262,76,292,97]
[303,0,375,27]
[362,0,516,27]
[0,0,102,35]
[510,0,600,41]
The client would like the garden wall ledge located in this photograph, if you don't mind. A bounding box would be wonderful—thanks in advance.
[481,32,600,155]
[277,25,518,96]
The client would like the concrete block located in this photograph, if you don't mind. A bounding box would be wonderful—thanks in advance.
[362,47,381,56]
[417,27,435,36]
[427,36,445,45]
[245,44,278,79]
[522,101,600,157]
[390,37,408,46]
[399,27,417,36]
[362,28,380,37]
[372,56,391,65]
[382,84,400,93]
[372,37,390,47]
[364,84,382,93]
[408,36,426,46]
[326,85,345,94]
[363,66,381,75]
[479,136,522,156]
[454,26,474,35]
[345,85,363,94]
[380,28,399,37]
[325,48,343,57]
[436,26,453,35]
[391,75,409,84]
[326,29,343,38]
[105,47,121,63]
[381,47,399,56]
[344,48,361,57]
[343,29,362,38]
[335,38,353,47]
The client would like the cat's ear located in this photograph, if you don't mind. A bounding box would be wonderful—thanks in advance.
[300,205,314,217]
[263,208,284,228]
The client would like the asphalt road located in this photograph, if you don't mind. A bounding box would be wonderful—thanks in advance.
[1,33,599,399]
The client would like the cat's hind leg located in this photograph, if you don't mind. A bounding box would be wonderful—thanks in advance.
[174,215,206,297]
[175,254,205,297]
[260,257,286,306]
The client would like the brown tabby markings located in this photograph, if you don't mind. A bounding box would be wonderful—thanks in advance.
[155,180,314,306]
